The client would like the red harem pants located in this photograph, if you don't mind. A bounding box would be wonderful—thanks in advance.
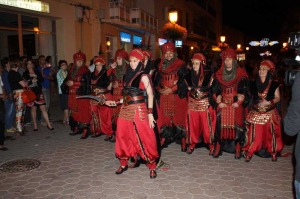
[187,106,216,149]
[243,109,283,156]
[115,103,158,170]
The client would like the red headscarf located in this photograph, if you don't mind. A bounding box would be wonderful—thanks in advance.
[73,51,86,62]
[129,49,144,61]
[114,49,129,62]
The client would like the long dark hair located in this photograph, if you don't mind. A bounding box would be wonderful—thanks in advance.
[256,70,272,93]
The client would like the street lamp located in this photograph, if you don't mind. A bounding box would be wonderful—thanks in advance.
[283,42,287,48]
[237,44,241,50]
[220,36,226,43]
[218,35,228,50]
[168,8,178,24]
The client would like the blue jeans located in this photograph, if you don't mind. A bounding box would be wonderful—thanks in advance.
[4,99,15,129]
[295,180,300,199]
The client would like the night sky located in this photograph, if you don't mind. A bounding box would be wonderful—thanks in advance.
[222,0,298,40]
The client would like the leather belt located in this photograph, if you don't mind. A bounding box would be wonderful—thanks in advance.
[123,95,145,106]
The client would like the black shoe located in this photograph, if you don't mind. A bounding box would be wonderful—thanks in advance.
[115,165,128,175]
[0,147,8,151]
[104,135,112,141]
[33,128,38,131]
[91,133,101,138]
[47,125,54,131]
[150,170,157,179]
[109,135,116,143]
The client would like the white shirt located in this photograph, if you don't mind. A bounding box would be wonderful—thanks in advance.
[0,76,3,94]
[89,64,95,72]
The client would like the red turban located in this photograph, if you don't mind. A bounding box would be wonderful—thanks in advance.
[260,59,275,70]
[161,42,175,54]
[143,50,152,59]
[221,48,237,61]
[192,53,206,64]
[115,49,129,61]
[94,56,105,65]
[73,51,86,62]
[129,49,144,61]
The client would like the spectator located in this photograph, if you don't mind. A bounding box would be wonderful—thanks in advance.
[39,55,53,115]
[1,57,16,133]
[0,66,8,151]
[56,60,69,124]
[23,59,53,131]
[18,56,28,76]
[8,57,28,135]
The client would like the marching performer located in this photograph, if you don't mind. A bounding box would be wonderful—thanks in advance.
[212,48,248,159]
[186,53,216,155]
[153,42,188,152]
[243,60,283,162]
[106,49,158,179]
[89,56,114,141]
[61,51,91,139]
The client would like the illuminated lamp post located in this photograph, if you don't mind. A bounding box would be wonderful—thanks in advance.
[219,36,228,50]
[168,7,178,24]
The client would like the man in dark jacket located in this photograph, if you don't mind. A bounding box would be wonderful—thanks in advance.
[284,72,300,198]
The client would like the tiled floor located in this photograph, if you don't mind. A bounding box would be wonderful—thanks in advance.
[0,106,295,199]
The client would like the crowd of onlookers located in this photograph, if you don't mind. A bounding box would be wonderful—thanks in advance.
[0,55,66,151]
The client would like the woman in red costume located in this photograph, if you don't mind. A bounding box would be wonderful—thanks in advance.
[61,51,91,139]
[154,42,188,152]
[243,60,283,162]
[186,53,216,155]
[212,48,249,159]
[107,49,129,133]
[89,56,114,140]
[106,48,158,179]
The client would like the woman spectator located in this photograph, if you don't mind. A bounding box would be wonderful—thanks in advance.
[23,59,54,131]
[8,57,28,135]
[56,60,69,124]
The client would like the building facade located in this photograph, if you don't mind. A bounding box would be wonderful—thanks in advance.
[0,0,222,64]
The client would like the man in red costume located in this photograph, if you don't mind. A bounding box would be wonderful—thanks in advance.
[212,48,248,158]
[107,49,129,134]
[243,60,283,162]
[154,42,188,152]
[89,56,114,141]
[62,51,91,139]
[186,53,216,155]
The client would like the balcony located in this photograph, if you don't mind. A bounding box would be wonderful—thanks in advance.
[108,1,158,33]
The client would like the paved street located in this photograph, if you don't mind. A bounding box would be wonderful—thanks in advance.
[0,105,296,199]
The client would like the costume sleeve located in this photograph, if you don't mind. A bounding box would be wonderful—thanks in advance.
[236,78,249,107]
[210,78,220,108]
[177,65,188,99]
[284,73,300,136]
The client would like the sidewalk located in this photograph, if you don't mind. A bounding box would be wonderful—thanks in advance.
[0,102,296,199]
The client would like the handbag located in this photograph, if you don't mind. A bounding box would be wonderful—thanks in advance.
[22,88,37,104]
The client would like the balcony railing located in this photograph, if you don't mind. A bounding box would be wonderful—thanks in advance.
[109,1,130,23]
[109,1,158,33]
